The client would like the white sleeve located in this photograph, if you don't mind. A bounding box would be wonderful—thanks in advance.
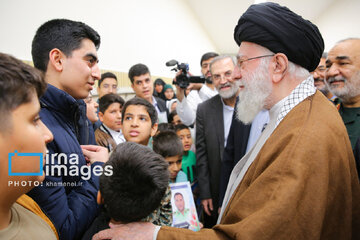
[176,90,202,126]
[153,226,161,240]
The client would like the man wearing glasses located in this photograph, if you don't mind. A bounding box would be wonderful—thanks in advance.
[92,3,360,240]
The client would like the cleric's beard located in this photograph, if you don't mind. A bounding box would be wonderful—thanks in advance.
[236,61,272,124]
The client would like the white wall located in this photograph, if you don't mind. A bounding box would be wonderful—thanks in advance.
[0,0,217,77]
[314,0,360,51]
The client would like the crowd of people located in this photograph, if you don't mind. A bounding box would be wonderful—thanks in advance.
[0,1,359,240]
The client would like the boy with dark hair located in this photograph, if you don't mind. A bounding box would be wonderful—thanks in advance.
[95,93,125,152]
[97,72,118,98]
[121,97,172,226]
[153,131,188,183]
[82,142,169,239]
[175,124,196,183]
[128,63,168,122]
[27,19,107,240]
[0,52,56,239]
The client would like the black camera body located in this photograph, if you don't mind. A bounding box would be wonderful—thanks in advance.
[166,59,205,89]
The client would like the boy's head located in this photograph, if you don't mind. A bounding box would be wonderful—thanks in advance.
[153,131,183,182]
[156,123,175,135]
[175,124,192,152]
[99,142,169,223]
[121,97,158,145]
[31,19,101,99]
[98,72,118,98]
[128,64,153,102]
[98,93,125,131]
[0,53,53,192]
[168,110,182,126]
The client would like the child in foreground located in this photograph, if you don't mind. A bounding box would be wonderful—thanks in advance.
[0,52,56,239]
[81,142,169,239]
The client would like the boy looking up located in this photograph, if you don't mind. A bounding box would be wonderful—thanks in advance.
[27,19,107,240]
[82,142,169,239]
[121,97,172,226]
[175,124,196,183]
[0,53,56,239]
[95,93,125,152]
[153,131,188,183]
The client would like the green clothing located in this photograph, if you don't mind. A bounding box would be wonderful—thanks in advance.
[182,151,196,183]
[173,208,190,223]
[339,104,360,149]
[143,185,172,226]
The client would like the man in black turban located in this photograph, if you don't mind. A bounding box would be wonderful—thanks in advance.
[91,3,360,240]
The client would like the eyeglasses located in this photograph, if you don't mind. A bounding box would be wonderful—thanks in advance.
[236,54,274,68]
[212,71,232,81]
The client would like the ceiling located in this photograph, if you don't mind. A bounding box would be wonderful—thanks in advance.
[184,0,338,54]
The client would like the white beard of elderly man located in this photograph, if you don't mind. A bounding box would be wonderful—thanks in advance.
[91,3,360,240]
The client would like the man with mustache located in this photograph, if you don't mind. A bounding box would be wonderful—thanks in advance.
[195,55,241,228]
[311,52,336,101]
[325,38,360,149]
[93,3,360,240]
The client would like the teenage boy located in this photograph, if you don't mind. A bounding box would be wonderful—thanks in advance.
[81,142,169,240]
[95,93,125,152]
[0,53,56,239]
[128,63,168,122]
[27,19,107,240]
[121,97,172,226]
[97,72,118,99]
[175,124,196,183]
[153,131,188,183]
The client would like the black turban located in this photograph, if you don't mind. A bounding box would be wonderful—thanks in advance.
[234,2,324,72]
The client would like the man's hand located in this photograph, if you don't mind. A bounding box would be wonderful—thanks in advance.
[201,199,213,216]
[81,145,109,164]
[92,222,155,240]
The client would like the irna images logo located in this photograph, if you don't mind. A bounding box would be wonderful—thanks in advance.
[8,150,43,176]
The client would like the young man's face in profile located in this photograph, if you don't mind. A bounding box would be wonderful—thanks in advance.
[122,105,157,146]
[165,155,182,181]
[59,38,101,99]
[0,92,53,187]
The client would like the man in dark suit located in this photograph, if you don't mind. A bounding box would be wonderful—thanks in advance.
[128,63,168,122]
[196,55,241,227]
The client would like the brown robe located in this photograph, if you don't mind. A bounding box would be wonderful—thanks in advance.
[158,92,360,239]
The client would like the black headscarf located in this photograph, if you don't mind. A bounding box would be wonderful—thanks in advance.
[234,2,324,72]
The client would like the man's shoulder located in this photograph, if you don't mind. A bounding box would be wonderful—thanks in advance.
[198,94,221,109]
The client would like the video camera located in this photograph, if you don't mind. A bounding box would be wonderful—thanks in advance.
[166,59,205,89]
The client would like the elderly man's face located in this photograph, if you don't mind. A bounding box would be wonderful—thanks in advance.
[325,39,360,102]
[232,42,273,124]
[211,57,238,99]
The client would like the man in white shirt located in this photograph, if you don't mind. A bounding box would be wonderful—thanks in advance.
[176,52,218,126]
[92,2,360,240]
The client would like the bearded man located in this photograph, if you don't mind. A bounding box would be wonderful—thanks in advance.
[325,38,360,149]
[92,3,360,240]
[195,55,242,228]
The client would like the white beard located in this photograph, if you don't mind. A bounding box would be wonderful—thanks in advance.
[326,70,360,102]
[236,60,272,124]
[218,80,240,99]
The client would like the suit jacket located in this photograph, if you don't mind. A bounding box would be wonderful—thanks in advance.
[155,96,169,115]
[158,92,360,240]
[196,94,225,209]
[219,110,251,206]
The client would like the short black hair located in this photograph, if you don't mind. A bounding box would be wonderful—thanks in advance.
[99,72,117,87]
[154,78,165,86]
[128,63,150,83]
[0,53,46,132]
[156,123,175,134]
[200,52,219,66]
[168,110,178,124]
[32,19,100,72]
[121,97,157,126]
[100,142,169,223]
[174,123,190,132]
[153,131,183,158]
[99,93,125,113]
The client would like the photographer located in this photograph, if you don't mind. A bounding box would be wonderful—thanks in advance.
[175,52,218,126]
